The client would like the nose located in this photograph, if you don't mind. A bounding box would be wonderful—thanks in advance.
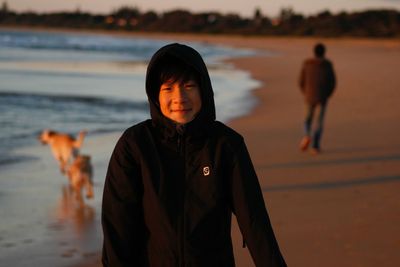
[172,85,188,103]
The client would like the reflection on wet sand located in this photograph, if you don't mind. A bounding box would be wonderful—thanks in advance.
[55,185,95,237]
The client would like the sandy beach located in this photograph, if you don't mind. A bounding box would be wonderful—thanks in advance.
[75,34,400,266]
[174,35,400,267]
[191,35,400,266]
[2,28,400,267]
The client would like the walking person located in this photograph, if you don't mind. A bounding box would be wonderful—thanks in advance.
[102,43,287,266]
[299,43,336,154]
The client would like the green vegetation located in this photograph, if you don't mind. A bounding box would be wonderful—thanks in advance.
[1,4,400,37]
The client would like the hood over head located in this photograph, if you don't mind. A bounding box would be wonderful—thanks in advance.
[146,43,216,135]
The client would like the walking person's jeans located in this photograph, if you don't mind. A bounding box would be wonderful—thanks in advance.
[304,103,327,149]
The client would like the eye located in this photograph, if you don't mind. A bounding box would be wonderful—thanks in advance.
[184,81,198,89]
[160,85,172,91]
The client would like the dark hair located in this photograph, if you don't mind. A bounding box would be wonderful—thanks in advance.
[158,57,200,87]
[148,55,202,105]
[314,43,326,58]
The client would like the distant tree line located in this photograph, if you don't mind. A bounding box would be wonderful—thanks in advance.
[1,4,400,37]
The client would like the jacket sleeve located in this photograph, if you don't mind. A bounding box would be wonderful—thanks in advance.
[102,132,146,267]
[299,61,306,93]
[327,61,336,98]
[230,138,286,267]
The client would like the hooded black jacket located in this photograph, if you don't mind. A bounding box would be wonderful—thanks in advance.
[102,43,286,267]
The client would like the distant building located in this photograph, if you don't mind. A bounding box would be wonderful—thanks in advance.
[117,18,127,27]
[2,1,9,13]
[105,16,114,24]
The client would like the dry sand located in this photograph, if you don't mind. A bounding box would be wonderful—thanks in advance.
[4,28,399,266]
[81,34,400,266]
[184,35,400,267]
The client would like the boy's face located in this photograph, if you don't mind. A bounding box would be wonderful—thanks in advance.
[159,78,202,124]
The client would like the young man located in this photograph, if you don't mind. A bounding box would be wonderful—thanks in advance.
[299,43,336,154]
[102,43,286,266]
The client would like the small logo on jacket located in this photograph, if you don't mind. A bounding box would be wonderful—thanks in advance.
[203,166,210,176]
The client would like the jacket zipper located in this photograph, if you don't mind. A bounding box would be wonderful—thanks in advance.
[177,134,186,267]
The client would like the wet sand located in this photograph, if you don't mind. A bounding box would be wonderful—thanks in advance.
[2,29,400,267]
[0,132,120,266]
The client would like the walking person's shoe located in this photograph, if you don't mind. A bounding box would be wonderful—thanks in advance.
[299,136,311,151]
[310,147,321,155]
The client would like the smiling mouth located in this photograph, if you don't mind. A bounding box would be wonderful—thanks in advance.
[172,108,192,113]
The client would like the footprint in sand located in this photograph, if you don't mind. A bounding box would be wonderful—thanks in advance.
[58,241,69,247]
[22,238,34,244]
[82,252,97,258]
[3,242,16,248]
[61,248,78,258]
[47,222,65,231]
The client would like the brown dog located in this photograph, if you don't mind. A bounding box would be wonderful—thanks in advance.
[39,129,87,174]
[67,155,94,200]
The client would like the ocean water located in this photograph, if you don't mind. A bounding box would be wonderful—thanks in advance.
[0,29,259,166]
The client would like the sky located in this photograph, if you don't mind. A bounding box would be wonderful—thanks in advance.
[6,0,400,17]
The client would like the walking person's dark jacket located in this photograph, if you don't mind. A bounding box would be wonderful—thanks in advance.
[299,57,336,105]
[102,43,286,267]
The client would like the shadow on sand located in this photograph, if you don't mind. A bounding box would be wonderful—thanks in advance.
[262,154,400,170]
[262,175,400,192]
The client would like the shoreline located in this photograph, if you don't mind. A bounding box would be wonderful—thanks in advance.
[2,27,400,267]
[0,29,261,172]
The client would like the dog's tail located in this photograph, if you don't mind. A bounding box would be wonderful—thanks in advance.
[73,130,87,149]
